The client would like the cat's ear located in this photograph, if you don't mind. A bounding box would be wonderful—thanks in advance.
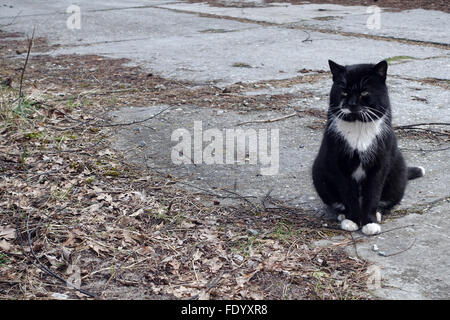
[373,60,388,80]
[328,60,345,82]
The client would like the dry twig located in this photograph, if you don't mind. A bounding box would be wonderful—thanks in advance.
[236,112,298,126]
[17,27,35,111]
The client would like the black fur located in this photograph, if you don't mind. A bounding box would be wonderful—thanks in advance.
[312,60,424,227]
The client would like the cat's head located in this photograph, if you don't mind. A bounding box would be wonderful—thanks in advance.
[328,60,390,122]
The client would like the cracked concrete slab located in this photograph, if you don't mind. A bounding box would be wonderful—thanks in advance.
[156,2,450,44]
[157,2,369,25]
[49,26,447,84]
[318,201,450,300]
[388,57,450,81]
[2,1,448,85]
[108,105,321,209]
[0,0,175,17]
[302,8,450,45]
[0,3,259,49]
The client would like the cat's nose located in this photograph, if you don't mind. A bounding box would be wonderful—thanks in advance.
[347,96,359,108]
[347,102,361,113]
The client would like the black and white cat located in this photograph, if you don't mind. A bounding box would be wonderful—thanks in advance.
[312,60,424,235]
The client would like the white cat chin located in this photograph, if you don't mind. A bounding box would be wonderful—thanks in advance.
[362,223,381,235]
[341,219,359,231]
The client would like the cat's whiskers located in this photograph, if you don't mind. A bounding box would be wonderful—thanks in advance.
[365,107,381,120]
[365,106,380,112]
[362,111,370,123]
[363,110,376,123]
[333,109,346,122]
[361,112,372,139]
[338,110,346,120]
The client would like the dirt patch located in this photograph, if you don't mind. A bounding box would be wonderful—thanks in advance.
[394,126,450,144]
[188,0,266,8]
[0,31,58,58]
[267,0,450,13]
[0,30,24,39]
[191,0,450,13]
[419,78,450,91]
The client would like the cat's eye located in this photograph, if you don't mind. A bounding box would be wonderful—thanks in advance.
[361,91,370,97]
[341,91,348,97]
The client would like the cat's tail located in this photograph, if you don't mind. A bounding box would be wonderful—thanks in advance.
[408,166,425,180]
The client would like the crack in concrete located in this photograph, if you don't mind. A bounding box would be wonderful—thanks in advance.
[0,4,178,20]
[390,74,450,89]
[391,196,450,217]
[150,4,450,49]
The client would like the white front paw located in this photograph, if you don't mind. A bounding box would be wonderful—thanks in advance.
[337,214,346,222]
[362,223,381,235]
[341,219,359,231]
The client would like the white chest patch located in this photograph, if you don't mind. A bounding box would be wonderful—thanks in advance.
[332,117,385,153]
[352,164,366,181]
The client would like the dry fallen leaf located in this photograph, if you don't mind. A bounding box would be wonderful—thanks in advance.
[45,253,64,268]
[203,257,223,273]
[0,239,12,252]
[170,285,198,298]
[122,230,137,245]
[235,267,261,288]
[168,260,181,275]
[88,241,110,256]
[97,193,112,203]
[192,249,203,261]
[129,208,143,217]
[198,290,210,300]
[86,203,102,213]
[0,225,16,240]
[136,246,155,256]
[63,231,77,247]
[66,264,81,289]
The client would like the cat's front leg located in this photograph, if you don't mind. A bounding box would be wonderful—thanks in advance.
[360,172,386,235]
[340,179,362,232]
